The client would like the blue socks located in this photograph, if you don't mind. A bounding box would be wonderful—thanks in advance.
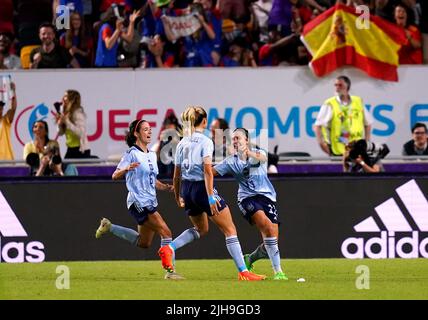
[170,228,200,251]
[110,224,139,246]
[226,236,246,272]
[264,237,282,273]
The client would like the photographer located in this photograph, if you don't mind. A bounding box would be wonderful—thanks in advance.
[343,139,389,173]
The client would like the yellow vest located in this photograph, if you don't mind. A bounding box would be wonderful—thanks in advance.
[323,96,365,156]
[0,116,14,160]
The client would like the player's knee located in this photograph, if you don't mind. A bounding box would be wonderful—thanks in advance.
[261,223,275,237]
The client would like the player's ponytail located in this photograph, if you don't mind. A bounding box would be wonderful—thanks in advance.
[181,106,207,136]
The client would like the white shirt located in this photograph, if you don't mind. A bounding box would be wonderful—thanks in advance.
[314,96,373,127]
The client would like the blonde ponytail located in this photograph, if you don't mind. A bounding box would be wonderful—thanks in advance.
[181,106,207,137]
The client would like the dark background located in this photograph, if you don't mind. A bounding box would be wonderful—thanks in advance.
[1,176,428,261]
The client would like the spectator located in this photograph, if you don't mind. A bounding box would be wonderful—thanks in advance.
[60,12,92,67]
[30,23,80,69]
[23,120,78,176]
[394,4,423,64]
[419,1,428,64]
[252,0,273,44]
[161,2,217,66]
[219,0,251,24]
[220,36,257,66]
[145,34,176,67]
[258,29,300,66]
[56,89,92,158]
[402,123,428,156]
[0,33,21,70]
[314,75,372,156]
[94,6,141,67]
[343,139,384,173]
[374,0,399,21]
[194,0,222,65]
[0,81,17,160]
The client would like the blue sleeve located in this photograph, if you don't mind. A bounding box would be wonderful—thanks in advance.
[117,150,133,170]
[201,138,214,159]
[175,144,183,165]
[214,158,232,176]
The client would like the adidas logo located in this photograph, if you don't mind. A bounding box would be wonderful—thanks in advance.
[342,179,428,259]
[0,191,45,263]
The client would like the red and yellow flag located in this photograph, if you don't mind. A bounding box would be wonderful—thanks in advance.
[301,4,407,81]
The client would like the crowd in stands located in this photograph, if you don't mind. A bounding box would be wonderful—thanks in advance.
[0,0,427,69]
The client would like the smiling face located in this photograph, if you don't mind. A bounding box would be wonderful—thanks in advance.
[394,6,407,27]
[39,26,55,46]
[135,121,152,146]
[71,13,82,30]
[32,121,48,140]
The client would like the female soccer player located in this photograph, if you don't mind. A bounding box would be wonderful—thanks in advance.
[95,119,183,279]
[158,106,265,281]
[212,128,288,280]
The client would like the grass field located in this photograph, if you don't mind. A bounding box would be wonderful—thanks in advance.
[1,259,428,300]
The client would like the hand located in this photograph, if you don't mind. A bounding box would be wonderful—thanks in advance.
[33,53,42,64]
[116,19,124,31]
[50,162,64,176]
[208,195,221,216]
[126,162,140,172]
[10,82,16,92]
[356,156,364,165]
[176,196,185,208]
[40,155,50,168]
[196,13,205,24]
[319,141,331,155]
[69,46,78,56]
[129,9,142,24]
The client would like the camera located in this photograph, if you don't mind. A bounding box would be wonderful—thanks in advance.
[346,139,390,166]
[190,3,204,18]
[43,143,62,165]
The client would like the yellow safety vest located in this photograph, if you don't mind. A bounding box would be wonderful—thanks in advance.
[322,96,365,156]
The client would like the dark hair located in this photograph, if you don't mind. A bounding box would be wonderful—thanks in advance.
[39,22,57,33]
[216,118,229,131]
[233,127,249,140]
[412,122,427,133]
[337,75,351,91]
[33,120,50,145]
[126,119,148,147]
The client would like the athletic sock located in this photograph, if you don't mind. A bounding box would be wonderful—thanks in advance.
[264,237,283,273]
[110,224,139,246]
[170,228,200,251]
[226,236,247,272]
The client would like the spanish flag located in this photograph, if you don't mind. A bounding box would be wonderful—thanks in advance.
[301,4,407,81]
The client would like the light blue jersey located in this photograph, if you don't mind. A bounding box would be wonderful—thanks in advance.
[214,149,277,202]
[117,146,159,209]
[175,132,214,181]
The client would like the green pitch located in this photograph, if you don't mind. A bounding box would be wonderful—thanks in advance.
[1,259,427,300]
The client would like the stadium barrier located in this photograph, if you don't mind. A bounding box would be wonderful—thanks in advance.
[1,175,428,263]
